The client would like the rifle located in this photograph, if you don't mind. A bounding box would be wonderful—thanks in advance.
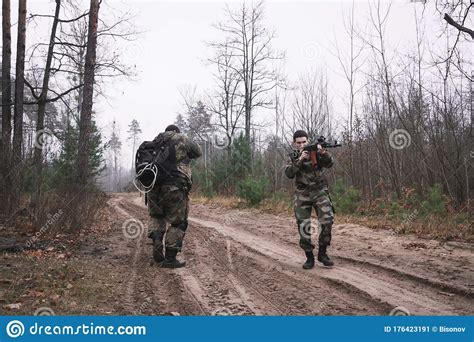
[290,136,342,170]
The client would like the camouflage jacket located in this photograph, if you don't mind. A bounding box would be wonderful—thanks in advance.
[154,131,202,188]
[285,151,334,193]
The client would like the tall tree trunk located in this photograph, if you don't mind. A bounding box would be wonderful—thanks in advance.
[1,0,12,216]
[30,0,61,214]
[10,0,26,212]
[77,0,100,188]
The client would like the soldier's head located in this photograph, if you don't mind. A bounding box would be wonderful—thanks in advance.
[293,130,308,150]
[165,124,181,134]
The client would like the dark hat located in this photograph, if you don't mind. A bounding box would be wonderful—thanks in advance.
[165,124,180,133]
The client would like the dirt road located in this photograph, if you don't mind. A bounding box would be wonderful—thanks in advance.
[102,192,473,316]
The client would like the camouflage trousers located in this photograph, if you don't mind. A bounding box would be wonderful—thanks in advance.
[294,189,334,251]
[147,183,189,251]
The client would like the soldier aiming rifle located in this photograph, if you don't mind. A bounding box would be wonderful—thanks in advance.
[285,131,341,269]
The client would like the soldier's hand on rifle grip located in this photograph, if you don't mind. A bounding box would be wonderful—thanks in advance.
[298,150,310,162]
[317,144,327,155]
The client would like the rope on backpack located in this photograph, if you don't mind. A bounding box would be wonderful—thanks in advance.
[133,163,158,194]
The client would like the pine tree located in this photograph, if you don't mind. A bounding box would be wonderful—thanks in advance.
[127,119,142,176]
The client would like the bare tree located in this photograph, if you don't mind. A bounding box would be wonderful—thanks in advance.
[10,0,27,211]
[29,0,62,213]
[331,1,365,186]
[291,70,331,142]
[212,2,284,144]
[206,39,244,154]
[359,0,404,198]
[77,0,100,188]
[1,0,12,215]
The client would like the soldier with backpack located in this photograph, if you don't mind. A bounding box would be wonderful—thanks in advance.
[136,125,202,268]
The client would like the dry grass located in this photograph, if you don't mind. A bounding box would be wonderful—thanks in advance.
[191,194,293,216]
[0,197,129,316]
[191,194,243,209]
[335,214,472,242]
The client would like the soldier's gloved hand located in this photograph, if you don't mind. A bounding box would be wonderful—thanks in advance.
[298,150,310,162]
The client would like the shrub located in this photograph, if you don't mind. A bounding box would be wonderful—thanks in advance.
[236,176,268,205]
[420,184,447,216]
[331,180,362,214]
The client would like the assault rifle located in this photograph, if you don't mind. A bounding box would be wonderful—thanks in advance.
[290,136,342,170]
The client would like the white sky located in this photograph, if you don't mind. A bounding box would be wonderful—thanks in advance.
[7,0,471,168]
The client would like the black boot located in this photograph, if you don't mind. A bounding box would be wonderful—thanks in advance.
[303,251,315,269]
[148,230,164,263]
[160,248,186,268]
[317,245,334,267]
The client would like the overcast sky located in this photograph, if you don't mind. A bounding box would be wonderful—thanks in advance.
[10,0,469,168]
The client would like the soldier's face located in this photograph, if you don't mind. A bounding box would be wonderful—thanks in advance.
[294,137,308,150]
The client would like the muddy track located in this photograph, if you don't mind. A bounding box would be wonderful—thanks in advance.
[107,193,473,316]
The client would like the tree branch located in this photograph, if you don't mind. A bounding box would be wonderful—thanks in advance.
[443,12,474,39]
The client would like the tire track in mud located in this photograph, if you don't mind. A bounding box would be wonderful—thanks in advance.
[118,196,390,315]
[114,194,473,315]
[187,216,473,315]
[117,196,326,315]
[194,205,473,298]
[112,196,206,315]
[180,231,269,315]
[188,223,388,315]
[334,255,472,297]
[108,196,144,314]
[117,196,265,315]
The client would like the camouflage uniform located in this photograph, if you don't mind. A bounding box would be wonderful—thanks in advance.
[147,131,202,252]
[285,151,334,252]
